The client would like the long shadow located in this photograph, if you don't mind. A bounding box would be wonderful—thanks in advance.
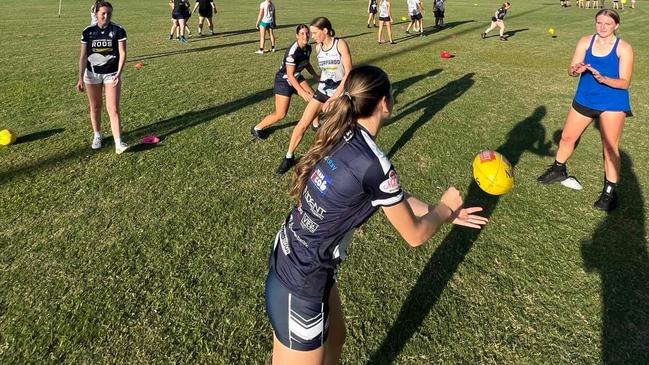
[391,68,443,103]
[368,106,553,364]
[128,39,259,62]
[386,73,475,158]
[14,128,65,145]
[581,150,649,364]
[503,28,530,38]
[393,19,475,42]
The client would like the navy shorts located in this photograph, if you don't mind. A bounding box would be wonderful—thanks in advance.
[265,270,330,351]
[172,11,190,20]
[379,16,391,21]
[198,10,213,18]
[411,13,423,20]
[370,7,378,14]
[313,91,330,103]
[572,100,632,118]
[434,10,445,18]
[274,74,306,97]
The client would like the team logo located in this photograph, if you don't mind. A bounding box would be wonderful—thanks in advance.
[379,169,401,194]
[300,213,320,233]
[343,130,353,142]
[324,156,337,171]
[310,168,331,195]
[279,226,290,255]
[479,150,496,162]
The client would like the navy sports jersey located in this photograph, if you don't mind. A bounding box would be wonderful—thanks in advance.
[196,0,214,13]
[495,7,508,20]
[278,41,312,80]
[173,0,190,13]
[370,0,378,9]
[270,126,404,301]
[81,22,127,74]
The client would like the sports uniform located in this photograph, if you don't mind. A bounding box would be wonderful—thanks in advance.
[573,35,632,117]
[492,6,507,22]
[369,0,378,14]
[407,0,423,20]
[172,0,190,20]
[259,0,276,29]
[196,0,214,18]
[266,125,404,351]
[434,0,446,19]
[315,39,345,103]
[274,41,312,97]
[81,22,127,84]
[378,0,391,21]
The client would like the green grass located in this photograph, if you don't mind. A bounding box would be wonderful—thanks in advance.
[1,0,648,363]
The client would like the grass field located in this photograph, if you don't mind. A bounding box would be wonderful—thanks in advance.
[1,0,648,363]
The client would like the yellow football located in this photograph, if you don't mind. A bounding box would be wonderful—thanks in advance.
[472,150,514,195]
[0,129,17,146]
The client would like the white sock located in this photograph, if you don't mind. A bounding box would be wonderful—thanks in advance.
[286,152,293,159]
[114,137,122,146]
[254,127,261,131]
[94,132,102,138]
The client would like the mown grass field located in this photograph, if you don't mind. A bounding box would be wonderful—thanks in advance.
[1,0,648,363]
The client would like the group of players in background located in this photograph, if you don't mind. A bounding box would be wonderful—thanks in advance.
[77,3,633,362]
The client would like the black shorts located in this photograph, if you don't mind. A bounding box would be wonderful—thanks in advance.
[369,7,378,14]
[572,100,633,118]
[172,11,190,20]
[379,16,391,21]
[274,73,306,97]
[198,10,213,18]
[434,10,445,18]
[411,13,423,20]
[265,270,330,351]
[314,91,330,103]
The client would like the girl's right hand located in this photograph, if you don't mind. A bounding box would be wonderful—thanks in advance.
[76,79,85,92]
[570,62,588,75]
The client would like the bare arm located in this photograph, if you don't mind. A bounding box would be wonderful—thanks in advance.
[192,2,199,13]
[383,187,487,247]
[568,35,591,77]
[77,43,88,92]
[113,40,127,86]
[305,63,318,79]
[255,7,263,28]
[331,39,353,99]
[286,64,313,101]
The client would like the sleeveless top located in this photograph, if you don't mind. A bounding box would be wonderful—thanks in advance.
[317,39,345,96]
[574,35,631,112]
[379,0,390,17]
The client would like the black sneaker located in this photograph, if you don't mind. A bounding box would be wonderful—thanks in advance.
[537,164,567,184]
[367,24,371,28]
[594,191,617,212]
[481,32,486,39]
[251,126,269,140]
[499,36,508,41]
[276,157,295,175]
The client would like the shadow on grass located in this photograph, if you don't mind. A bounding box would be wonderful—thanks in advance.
[14,128,65,145]
[385,73,475,158]
[393,19,475,42]
[392,68,443,103]
[503,28,530,38]
[368,106,553,365]
[580,151,649,361]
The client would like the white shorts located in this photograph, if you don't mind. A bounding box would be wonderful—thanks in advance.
[84,69,117,84]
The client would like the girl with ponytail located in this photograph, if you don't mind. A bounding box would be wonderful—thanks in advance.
[265,66,488,364]
[276,17,353,175]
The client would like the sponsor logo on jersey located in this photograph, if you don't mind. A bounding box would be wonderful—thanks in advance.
[310,168,331,195]
[279,225,290,255]
[324,156,337,171]
[91,39,113,48]
[300,213,320,233]
[379,169,401,194]
[288,215,309,247]
[344,130,354,142]
[303,190,326,219]
[109,31,114,38]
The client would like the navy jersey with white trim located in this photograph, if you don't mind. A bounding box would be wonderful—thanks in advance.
[278,41,312,79]
[496,7,508,20]
[81,22,127,74]
[270,126,404,301]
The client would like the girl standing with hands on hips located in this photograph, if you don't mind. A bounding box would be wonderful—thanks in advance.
[265,65,488,364]
[538,9,633,212]
[77,1,129,154]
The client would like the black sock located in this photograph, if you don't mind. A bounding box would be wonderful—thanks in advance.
[553,160,566,169]
[603,179,617,195]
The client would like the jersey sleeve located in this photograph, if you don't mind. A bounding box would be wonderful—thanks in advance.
[116,25,127,41]
[81,28,89,44]
[285,43,298,65]
[363,161,404,207]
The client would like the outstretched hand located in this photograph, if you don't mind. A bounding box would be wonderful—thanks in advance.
[452,207,488,229]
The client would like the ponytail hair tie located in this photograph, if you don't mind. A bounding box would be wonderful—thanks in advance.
[343,91,352,101]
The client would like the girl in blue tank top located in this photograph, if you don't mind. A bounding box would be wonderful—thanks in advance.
[538,9,634,212]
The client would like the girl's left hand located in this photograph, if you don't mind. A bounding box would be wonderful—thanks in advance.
[586,65,606,83]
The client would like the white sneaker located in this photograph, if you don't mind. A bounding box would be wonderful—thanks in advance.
[271,48,276,53]
[115,141,129,154]
[255,49,264,54]
[91,135,102,150]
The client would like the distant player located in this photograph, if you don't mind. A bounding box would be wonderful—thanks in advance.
[367,0,378,28]
[255,0,276,54]
[433,0,446,28]
[276,17,352,175]
[192,0,216,36]
[76,1,129,154]
[406,0,424,36]
[251,25,318,140]
[90,0,101,25]
[377,0,396,44]
[169,0,191,43]
[481,2,511,41]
